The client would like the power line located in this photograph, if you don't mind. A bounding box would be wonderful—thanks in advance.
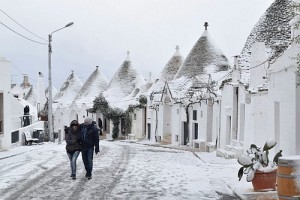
[0,8,47,42]
[0,21,47,45]
[11,62,37,83]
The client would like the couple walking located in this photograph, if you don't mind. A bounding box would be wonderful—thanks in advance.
[65,117,100,180]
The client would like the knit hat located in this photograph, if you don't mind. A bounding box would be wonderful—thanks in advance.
[70,120,79,127]
[84,117,93,125]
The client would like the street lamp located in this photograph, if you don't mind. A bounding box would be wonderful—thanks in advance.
[48,22,74,142]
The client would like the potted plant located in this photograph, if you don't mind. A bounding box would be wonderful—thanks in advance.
[237,138,283,191]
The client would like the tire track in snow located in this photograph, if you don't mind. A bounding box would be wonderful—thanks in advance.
[0,150,67,200]
[66,144,131,200]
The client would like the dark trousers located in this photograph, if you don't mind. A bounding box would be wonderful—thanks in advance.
[81,147,94,175]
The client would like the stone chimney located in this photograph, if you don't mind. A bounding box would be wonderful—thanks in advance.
[36,72,46,107]
[232,56,240,82]
[22,74,31,88]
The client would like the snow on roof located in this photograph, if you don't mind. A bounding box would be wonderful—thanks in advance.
[45,86,58,98]
[104,53,146,110]
[160,46,184,82]
[54,71,83,108]
[108,52,145,95]
[74,66,108,108]
[167,77,194,99]
[24,86,37,106]
[239,0,295,84]
[11,84,31,99]
[174,28,230,80]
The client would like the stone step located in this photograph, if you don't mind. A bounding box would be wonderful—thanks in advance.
[225,145,244,157]
[205,142,216,152]
[216,148,238,159]
[160,134,172,145]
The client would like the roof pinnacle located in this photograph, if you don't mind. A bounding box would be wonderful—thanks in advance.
[204,22,209,30]
[125,50,131,61]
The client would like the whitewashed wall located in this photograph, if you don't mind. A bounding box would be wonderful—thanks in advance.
[131,108,146,139]
[243,92,270,150]
[156,103,164,141]
[10,96,27,130]
[171,104,181,145]
[268,40,300,155]
[0,57,11,150]
[220,84,234,148]
[212,100,221,148]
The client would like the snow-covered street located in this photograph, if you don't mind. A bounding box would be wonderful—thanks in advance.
[0,141,244,200]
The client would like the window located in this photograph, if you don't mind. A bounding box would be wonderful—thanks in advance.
[177,109,179,114]
[134,113,137,120]
[201,111,203,118]
[193,110,197,120]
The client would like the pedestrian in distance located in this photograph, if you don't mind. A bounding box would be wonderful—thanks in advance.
[98,118,103,135]
[79,117,100,180]
[65,120,81,180]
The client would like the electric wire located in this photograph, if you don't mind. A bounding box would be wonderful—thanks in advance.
[11,62,37,83]
[0,21,47,45]
[0,8,47,42]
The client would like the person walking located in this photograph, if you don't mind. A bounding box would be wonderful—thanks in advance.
[80,117,99,180]
[65,120,81,180]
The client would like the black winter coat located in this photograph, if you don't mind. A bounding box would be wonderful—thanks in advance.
[79,124,99,150]
[65,127,81,152]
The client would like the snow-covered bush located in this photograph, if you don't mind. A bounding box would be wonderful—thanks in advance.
[237,138,282,182]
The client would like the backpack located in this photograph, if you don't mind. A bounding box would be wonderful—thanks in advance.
[81,126,88,144]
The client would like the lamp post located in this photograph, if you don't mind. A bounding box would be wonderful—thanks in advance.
[48,22,74,142]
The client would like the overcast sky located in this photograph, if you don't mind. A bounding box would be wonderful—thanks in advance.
[1,0,274,88]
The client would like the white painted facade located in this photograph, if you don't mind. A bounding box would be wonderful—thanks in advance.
[267,28,300,155]
[131,108,146,140]
[0,57,12,150]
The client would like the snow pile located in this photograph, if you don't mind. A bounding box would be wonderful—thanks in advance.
[74,66,108,108]
[53,71,83,108]
[239,0,295,84]
[175,30,230,79]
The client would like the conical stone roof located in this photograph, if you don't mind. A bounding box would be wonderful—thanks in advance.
[54,71,83,106]
[108,52,145,96]
[175,26,230,79]
[74,66,108,107]
[160,46,184,82]
[239,0,295,83]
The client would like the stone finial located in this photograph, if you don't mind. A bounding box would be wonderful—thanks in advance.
[175,45,180,51]
[204,22,209,30]
[125,50,131,61]
[96,66,99,70]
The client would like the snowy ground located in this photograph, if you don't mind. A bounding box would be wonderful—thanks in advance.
[0,140,250,200]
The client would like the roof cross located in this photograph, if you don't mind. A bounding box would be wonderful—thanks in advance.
[204,22,209,30]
